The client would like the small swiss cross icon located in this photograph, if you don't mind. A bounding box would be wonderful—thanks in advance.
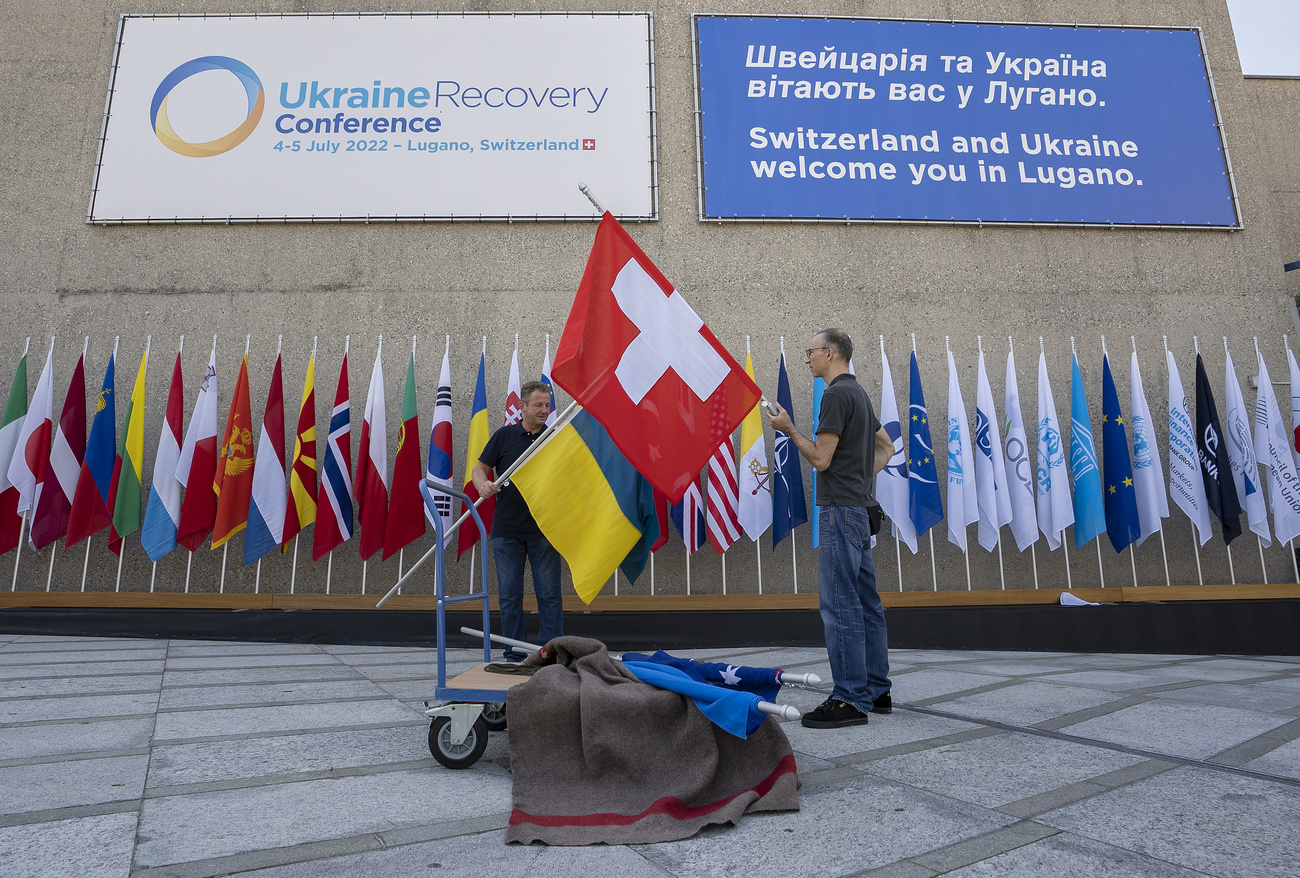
[582,138,596,151]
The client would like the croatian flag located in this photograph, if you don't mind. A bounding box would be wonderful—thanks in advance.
[244,352,286,565]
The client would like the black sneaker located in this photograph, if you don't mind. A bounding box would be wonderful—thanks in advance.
[871,692,893,715]
[801,697,870,729]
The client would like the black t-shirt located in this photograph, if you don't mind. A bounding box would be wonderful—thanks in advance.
[479,423,545,540]
[816,373,880,507]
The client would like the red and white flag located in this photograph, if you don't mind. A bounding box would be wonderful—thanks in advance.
[175,347,218,552]
[356,340,388,560]
[552,214,761,502]
[7,341,54,549]
[31,349,86,550]
[705,435,742,555]
[504,339,522,426]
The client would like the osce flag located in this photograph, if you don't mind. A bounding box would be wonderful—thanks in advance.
[553,213,761,502]
[510,409,658,604]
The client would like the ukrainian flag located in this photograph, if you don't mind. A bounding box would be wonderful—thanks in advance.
[511,409,658,604]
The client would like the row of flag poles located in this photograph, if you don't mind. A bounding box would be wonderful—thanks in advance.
[2,325,1299,596]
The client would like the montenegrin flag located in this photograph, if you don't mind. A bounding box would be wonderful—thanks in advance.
[458,351,494,559]
[383,348,425,560]
[141,349,184,562]
[510,409,658,604]
[31,348,85,551]
[66,349,114,548]
[552,213,761,502]
[212,353,254,550]
[356,340,388,561]
[109,344,149,554]
[283,349,318,549]
[244,351,286,565]
[312,350,353,560]
[0,348,28,555]
[175,347,218,552]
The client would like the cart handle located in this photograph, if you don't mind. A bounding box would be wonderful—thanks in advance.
[376,480,488,608]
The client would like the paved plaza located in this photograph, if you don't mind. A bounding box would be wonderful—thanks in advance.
[1,632,1298,877]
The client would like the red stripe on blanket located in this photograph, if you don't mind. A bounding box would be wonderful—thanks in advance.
[509,753,797,828]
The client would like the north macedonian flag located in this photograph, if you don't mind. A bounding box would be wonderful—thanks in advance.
[212,353,254,550]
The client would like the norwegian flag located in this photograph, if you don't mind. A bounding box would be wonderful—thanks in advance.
[705,435,742,555]
[504,340,522,426]
[670,477,706,555]
[312,351,353,560]
[552,213,761,502]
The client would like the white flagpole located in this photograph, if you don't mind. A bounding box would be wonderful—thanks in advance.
[1062,529,1072,588]
[361,559,367,595]
[220,544,228,592]
[756,540,763,595]
[468,545,475,594]
[150,561,156,593]
[290,537,299,594]
[114,542,124,592]
[686,549,691,595]
[1129,545,1138,587]
[81,536,91,592]
[791,536,798,594]
[1030,542,1039,589]
[1257,536,1268,584]
[8,337,30,591]
[1158,528,1171,587]
[1227,545,1236,584]
[45,545,55,591]
[895,531,903,592]
[184,548,192,593]
[1192,522,1204,585]
[398,548,404,596]
[614,568,618,596]
[1287,334,1300,584]
[325,550,333,594]
[721,553,726,595]
[1096,541,1105,588]
[650,551,655,596]
[255,559,261,594]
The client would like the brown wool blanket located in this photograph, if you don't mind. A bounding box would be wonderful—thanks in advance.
[505,636,799,846]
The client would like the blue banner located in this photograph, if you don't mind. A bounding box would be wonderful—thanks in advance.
[695,16,1237,227]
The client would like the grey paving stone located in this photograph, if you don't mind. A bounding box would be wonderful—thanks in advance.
[158,679,391,710]
[783,706,984,761]
[345,663,455,682]
[223,828,669,878]
[372,678,477,702]
[0,810,138,878]
[942,829,1212,877]
[152,700,424,742]
[1149,681,1300,713]
[162,666,363,687]
[6,636,161,649]
[0,691,159,724]
[0,675,161,698]
[1242,738,1300,780]
[329,650,443,666]
[908,820,1059,872]
[1057,699,1292,760]
[146,725,434,788]
[0,754,148,815]
[1039,766,1300,878]
[0,717,155,760]
[863,733,1146,809]
[132,767,513,869]
[1134,662,1281,684]
[634,773,1016,878]
[163,654,344,671]
[166,644,327,658]
[0,647,165,666]
[0,660,165,680]
[938,681,1124,726]
[1043,670,1191,691]
[889,669,1012,703]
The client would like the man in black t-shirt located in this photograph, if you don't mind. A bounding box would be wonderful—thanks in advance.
[472,381,562,661]
[767,328,895,729]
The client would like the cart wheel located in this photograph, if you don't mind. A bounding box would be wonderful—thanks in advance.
[480,702,507,732]
[428,716,488,769]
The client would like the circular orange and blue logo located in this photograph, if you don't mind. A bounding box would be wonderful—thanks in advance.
[151,56,264,157]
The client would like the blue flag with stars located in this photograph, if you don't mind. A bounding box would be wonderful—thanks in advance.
[1069,353,1107,549]
[908,351,944,536]
[1101,353,1141,553]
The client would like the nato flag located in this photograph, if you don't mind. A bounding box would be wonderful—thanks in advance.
[772,352,807,548]
[908,351,944,536]
[1100,354,1141,552]
[1194,353,1242,544]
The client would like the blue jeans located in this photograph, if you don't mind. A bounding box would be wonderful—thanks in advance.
[491,536,563,660]
[818,506,891,712]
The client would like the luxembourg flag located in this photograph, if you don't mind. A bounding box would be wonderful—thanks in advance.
[425,341,454,543]
[356,339,388,561]
[312,348,353,560]
[244,351,286,565]
[141,348,184,561]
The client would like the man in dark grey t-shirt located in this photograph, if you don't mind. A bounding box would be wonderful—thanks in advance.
[767,328,894,729]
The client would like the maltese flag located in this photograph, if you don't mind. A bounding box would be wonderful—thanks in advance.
[552,213,761,502]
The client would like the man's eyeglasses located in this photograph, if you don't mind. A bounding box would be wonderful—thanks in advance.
[805,346,830,359]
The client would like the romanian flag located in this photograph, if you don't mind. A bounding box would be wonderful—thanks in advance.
[283,350,317,548]
[457,352,494,559]
[212,354,254,550]
[108,346,148,554]
[383,350,425,559]
[510,409,658,604]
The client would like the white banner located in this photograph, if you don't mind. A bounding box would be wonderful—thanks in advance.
[89,13,656,222]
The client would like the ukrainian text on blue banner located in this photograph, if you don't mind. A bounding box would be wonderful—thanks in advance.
[695,16,1238,227]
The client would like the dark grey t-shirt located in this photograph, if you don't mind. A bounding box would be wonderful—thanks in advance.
[816,373,880,507]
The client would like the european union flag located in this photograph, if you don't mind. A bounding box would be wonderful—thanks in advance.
[771,351,807,549]
[908,351,944,536]
[1100,353,1141,553]
[1069,354,1106,549]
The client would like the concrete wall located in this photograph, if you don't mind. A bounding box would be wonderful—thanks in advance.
[2,0,1298,599]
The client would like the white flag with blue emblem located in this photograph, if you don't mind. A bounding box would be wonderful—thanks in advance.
[946,349,977,551]
[1036,349,1074,549]
[1223,346,1270,546]
[1003,350,1038,552]
[1166,349,1212,545]
[1254,350,1300,546]
[975,350,1012,551]
[878,345,917,553]
[1129,349,1169,546]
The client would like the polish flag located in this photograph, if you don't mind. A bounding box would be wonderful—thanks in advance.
[553,213,760,502]
[356,340,388,560]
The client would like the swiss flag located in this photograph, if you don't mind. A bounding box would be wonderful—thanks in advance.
[552,213,761,502]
